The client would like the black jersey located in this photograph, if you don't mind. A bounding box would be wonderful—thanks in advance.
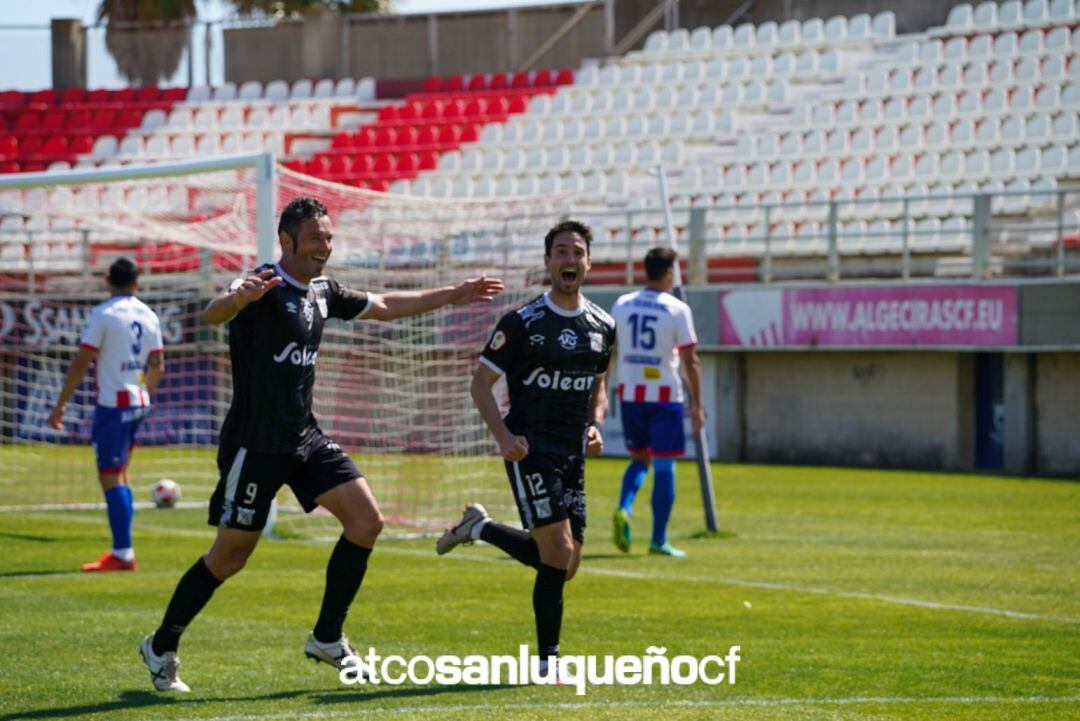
[480,292,616,455]
[219,263,371,452]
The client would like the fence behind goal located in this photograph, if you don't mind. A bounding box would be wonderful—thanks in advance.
[0,154,568,538]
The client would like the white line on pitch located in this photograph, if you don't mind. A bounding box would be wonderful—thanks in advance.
[153,695,1080,721]
[379,546,1080,625]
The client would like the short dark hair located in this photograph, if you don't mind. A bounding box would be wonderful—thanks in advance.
[644,247,677,281]
[107,257,139,288]
[544,220,592,256]
[278,196,329,240]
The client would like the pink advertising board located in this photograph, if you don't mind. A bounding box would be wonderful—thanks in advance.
[720,285,1018,347]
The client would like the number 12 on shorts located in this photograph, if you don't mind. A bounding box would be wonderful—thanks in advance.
[524,472,546,496]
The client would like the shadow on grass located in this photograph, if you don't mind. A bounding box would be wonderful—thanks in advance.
[0,532,63,543]
[690,529,737,540]
[314,683,518,704]
[0,689,311,721]
[0,570,76,579]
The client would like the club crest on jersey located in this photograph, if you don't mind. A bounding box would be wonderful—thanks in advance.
[301,297,314,327]
[285,301,298,314]
[489,330,506,351]
[529,334,545,346]
[558,329,578,350]
[589,332,604,352]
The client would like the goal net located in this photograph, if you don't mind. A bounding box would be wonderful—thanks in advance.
[0,154,567,538]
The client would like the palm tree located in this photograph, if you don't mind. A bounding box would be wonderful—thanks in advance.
[98,0,391,85]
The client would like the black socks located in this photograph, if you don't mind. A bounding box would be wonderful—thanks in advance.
[312,535,373,643]
[533,563,567,658]
[153,558,222,655]
[480,522,541,569]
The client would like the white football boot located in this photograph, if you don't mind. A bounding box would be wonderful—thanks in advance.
[435,503,489,556]
[139,634,190,692]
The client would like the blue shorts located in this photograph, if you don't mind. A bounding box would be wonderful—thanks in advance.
[620,401,685,458]
[91,405,148,473]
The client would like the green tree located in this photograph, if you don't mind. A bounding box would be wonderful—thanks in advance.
[98,0,390,85]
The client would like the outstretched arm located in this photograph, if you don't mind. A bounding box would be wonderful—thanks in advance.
[364,276,504,322]
[470,362,529,461]
[48,346,97,430]
[203,269,283,325]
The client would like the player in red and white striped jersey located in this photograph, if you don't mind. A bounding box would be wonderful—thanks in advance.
[608,248,703,557]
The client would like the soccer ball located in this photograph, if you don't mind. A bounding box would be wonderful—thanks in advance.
[151,479,180,508]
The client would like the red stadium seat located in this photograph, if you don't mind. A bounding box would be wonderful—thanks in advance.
[486,96,510,116]
[116,109,143,129]
[136,86,161,102]
[508,95,529,113]
[463,98,487,118]
[377,105,400,122]
[444,75,465,92]
[489,73,509,91]
[41,110,66,132]
[0,90,25,111]
[397,126,419,147]
[0,161,20,174]
[161,87,187,102]
[399,102,421,121]
[27,89,57,107]
[555,68,575,85]
[353,128,376,148]
[418,150,439,170]
[441,100,463,120]
[422,76,443,93]
[373,155,396,173]
[19,136,43,157]
[111,88,137,103]
[69,134,94,155]
[14,113,42,133]
[421,100,442,120]
[351,154,374,174]
[510,71,531,88]
[60,87,86,105]
[417,125,439,147]
[437,125,461,145]
[89,110,119,132]
[327,155,352,175]
[466,74,487,92]
[368,179,388,192]
[330,133,353,150]
[67,110,92,131]
[85,89,111,104]
[40,135,69,159]
[22,161,46,172]
[0,135,16,157]
[396,152,419,173]
[459,124,480,143]
[533,69,554,87]
[305,156,330,175]
[374,128,398,147]
[283,159,305,172]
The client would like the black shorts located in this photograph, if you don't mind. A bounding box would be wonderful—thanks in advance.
[505,452,586,543]
[208,432,361,531]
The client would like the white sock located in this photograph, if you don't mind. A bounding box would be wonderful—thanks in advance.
[112,547,134,561]
[470,518,490,541]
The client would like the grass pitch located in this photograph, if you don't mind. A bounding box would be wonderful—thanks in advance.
[0,460,1077,721]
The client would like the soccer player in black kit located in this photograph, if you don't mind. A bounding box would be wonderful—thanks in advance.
[139,197,503,692]
[436,220,615,680]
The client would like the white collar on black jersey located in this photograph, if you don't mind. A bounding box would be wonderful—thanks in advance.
[274,263,313,291]
[543,291,585,318]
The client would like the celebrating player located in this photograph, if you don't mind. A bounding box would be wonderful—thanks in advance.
[48,258,165,572]
[436,220,615,678]
[139,196,503,692]
[609,247,703,557]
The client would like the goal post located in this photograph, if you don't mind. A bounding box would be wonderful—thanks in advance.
[0,154,565,538]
